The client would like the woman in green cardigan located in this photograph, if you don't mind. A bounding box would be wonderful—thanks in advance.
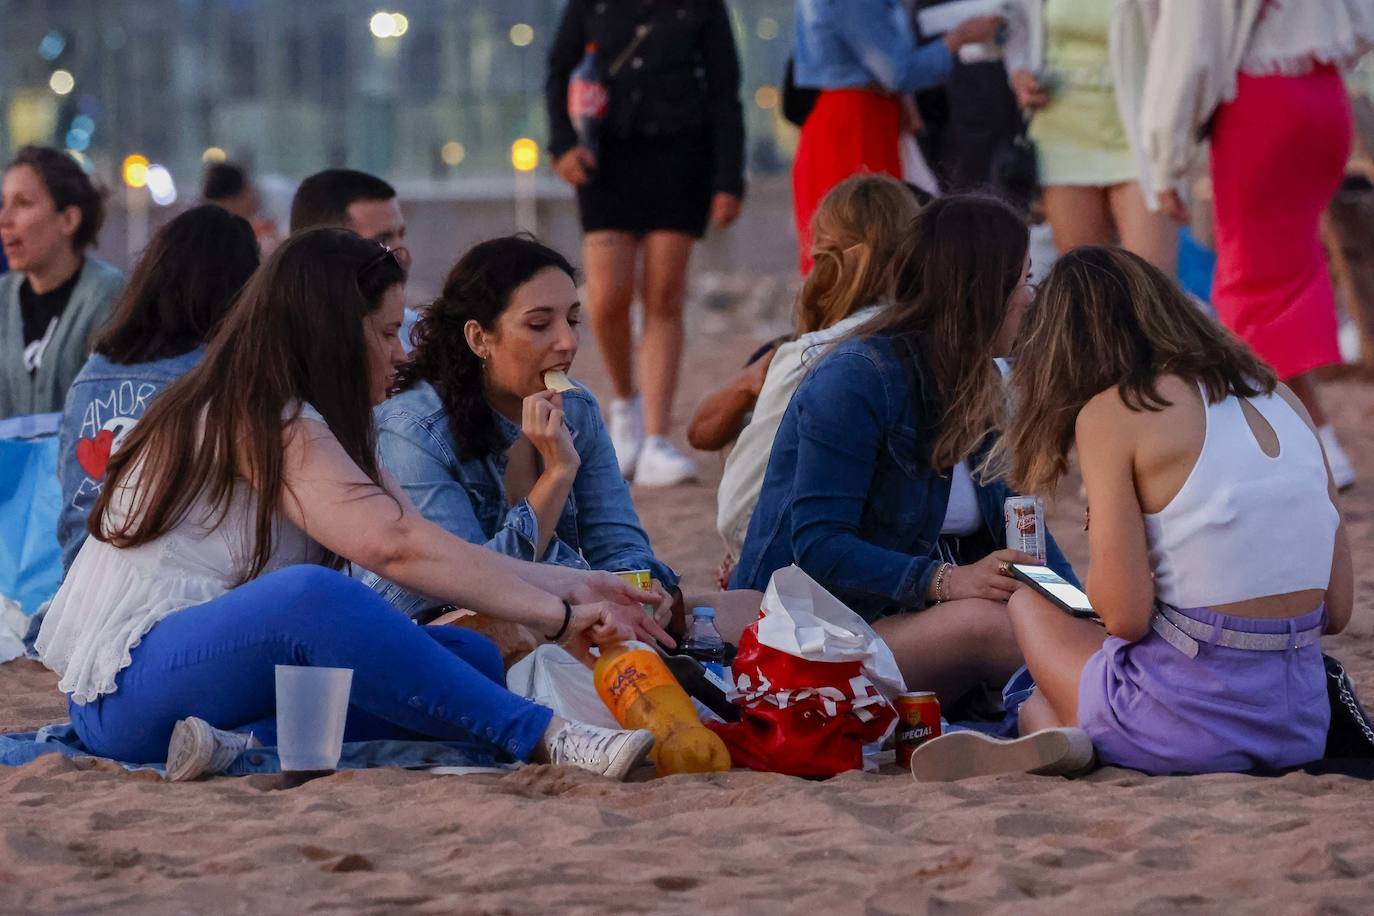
[0,146,123,420]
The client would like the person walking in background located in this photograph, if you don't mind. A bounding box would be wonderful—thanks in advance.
[1131,0,1374,489]
[546,0,745,488]
[790,0,1002,273]
[0,146,122,420]
[57,205,260,570]
[1003,0,1176,272]
[203,161,277,253]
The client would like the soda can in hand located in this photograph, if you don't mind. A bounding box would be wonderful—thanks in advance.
[1004,496,1046,565]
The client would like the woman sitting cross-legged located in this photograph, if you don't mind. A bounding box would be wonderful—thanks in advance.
[36,229,671,782]
[363,235,681,626]
[911,247,1353,780]
[730,194,1079,711]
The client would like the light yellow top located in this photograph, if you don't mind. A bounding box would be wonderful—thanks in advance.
[1027,0,1137,187]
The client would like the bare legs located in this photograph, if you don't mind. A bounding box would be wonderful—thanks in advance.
[872,599,1026,708]
[1284,372,1328,428]
[1042,182,1177,273]
[1005,588,1109,734]
[581,231,639,400]
[639,232,695,437]
[579,229,696,437]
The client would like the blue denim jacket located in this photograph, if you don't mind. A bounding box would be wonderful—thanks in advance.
[56,349,203,571]
[793,0,953,92]
[730,334,1078,621]
[364,380,678,615]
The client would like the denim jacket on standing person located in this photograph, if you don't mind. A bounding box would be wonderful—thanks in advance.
[730,333,1078,621]
[793,0,954,92]
[364,379,678,616]
[56,348,204,572]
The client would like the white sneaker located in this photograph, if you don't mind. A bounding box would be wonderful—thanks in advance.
[910,727,1096,782]
[1319,425,1357,492]
[164,717,261,782]
[608,396,645,479]
[633,436,698,488]
[542,721,655,781]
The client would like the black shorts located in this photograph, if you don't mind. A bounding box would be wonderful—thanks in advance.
[576,130,714,238]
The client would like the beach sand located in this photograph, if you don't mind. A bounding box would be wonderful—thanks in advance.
[4,303,1374,914]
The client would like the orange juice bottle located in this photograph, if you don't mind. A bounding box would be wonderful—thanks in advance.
[593,641,731,776]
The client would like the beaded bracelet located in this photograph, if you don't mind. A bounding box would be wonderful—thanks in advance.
[933,562,953,604]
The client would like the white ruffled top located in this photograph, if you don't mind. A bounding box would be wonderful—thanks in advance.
[36,404,326,704]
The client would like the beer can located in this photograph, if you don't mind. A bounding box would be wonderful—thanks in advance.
[894,691,942,769]
[616,569,656,617]
[1004,495,1046,565]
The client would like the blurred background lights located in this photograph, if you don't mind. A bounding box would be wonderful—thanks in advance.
[71,114,94,134]
[509,23,535,47]
[38,31,66,61]
[66,150,93,173]
[122,154,149,188]
[369,11,409,38]
[757,17,780,40]
[754,85,779,110]
[441,140,466,166]
[201,146,227,163]
[65,127,90,151]
[511,138,539,172]
[49,70,75,95]
[145,164,177,206]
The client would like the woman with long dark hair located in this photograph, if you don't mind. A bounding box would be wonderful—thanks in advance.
[36,229,661,781]
[912,247,1351,780]
[0,146,122,419]
[731,195,1078,709]
[365,235,679,624]
[57,204,260,570]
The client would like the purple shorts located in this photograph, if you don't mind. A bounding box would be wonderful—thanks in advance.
[1077,604,1329,775]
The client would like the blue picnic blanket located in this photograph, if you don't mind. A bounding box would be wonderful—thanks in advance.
[0,723,507,775]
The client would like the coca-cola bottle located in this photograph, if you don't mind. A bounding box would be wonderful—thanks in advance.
[567,42,608,157]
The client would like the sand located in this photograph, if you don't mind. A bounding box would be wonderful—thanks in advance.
[4,300,1374,914]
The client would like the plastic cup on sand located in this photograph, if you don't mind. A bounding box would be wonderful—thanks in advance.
[275,665,353,772]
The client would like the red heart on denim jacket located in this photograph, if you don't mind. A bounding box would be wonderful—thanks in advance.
[76,429,114,480]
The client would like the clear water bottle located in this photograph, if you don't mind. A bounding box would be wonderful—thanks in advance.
[681,607,729,691]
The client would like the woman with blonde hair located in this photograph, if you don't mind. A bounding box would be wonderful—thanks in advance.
[911,246,1352,780]
[730,194,1079,706]
[687,174,922,578]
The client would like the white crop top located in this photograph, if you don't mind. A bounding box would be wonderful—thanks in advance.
[1143,387,1338,609]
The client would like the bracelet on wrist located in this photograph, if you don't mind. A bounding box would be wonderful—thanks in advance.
[545,599,573,642]
[932,562,954,604]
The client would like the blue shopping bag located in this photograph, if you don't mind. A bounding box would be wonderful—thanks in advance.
[0,414,63,614]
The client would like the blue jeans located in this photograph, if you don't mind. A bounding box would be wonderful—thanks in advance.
[67,565,554,764]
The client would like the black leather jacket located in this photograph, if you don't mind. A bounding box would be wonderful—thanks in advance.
[546,0,746,197]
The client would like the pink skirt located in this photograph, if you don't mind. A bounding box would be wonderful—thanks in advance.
[1209,65,1351,380]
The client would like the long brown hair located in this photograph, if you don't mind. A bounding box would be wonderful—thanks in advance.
[855,193,1028,472]
[1002,246,1278,495]
[796,174,921,335]
[396,235,577,461]
[90,228,406,581]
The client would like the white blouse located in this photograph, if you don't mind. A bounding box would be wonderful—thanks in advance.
[37,404,327,704]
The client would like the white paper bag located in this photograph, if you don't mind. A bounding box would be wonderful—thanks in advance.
[755,565,907,700]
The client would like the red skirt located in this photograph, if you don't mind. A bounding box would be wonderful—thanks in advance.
[791,89,902,274]
[1209,65,1351,380]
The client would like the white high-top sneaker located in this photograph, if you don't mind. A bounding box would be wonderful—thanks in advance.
[634,436,699,488]
[607,395,645,479]
[1319,425,1357,491]
[541,721,655,780]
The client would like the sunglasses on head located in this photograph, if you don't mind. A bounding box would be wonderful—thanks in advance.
[359,242,409,280]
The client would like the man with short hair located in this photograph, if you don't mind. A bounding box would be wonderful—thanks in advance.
[202,162,261,222]
[289,169,408,263]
